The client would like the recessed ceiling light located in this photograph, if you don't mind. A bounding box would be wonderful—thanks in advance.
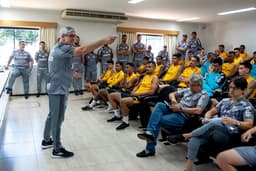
[217,7,256,15]
[128,0,144,4]
[176,17,200,22]
[0,0,11,7]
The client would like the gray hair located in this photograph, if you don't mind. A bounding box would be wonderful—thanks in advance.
[190,74,203,85]
[59,26,75,37]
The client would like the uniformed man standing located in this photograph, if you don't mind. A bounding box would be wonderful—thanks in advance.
[35,41,49,97]
[5,40,33,99]
[97,44,113,73]
[72,35,85,96]
[132,34,146,68]
[158,45,170,67]
[85,51,98,83]
[41,26,116,158]
[116,34,130,66]
[144,45,154,62]
[187,31,202,56]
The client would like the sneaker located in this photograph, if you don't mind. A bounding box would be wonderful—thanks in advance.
[107,116,122,122]
[79,90,84,95]
[116,122,129,130]
[137,132,154,142]
[167,134,185,144]
[51,147,74,158]
[36,93,40,97]
[81,105,93,111]
[74,90,79,96]
[136,150,155,158]
[41,139,53,149]
[24,94,29,99]
[6,88,12,94]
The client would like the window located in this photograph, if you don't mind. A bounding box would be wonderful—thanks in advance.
[0,27,39,65]
[141,34,164,59]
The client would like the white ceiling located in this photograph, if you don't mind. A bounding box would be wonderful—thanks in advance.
[3,0,256,23]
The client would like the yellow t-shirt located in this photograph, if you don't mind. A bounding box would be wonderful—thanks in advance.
[240,52,249,61]
[135,74,156,94]
[184,60,190,68]
[136,64,146,77]
[222,62,236,77]
[154,64,163,76]
[162,64,182,81]
[107,70,125,87]
[101,69,113,82]
[219,51,228,59]
[246,75,256,99]
[121,73,137,91]
[178,67,201,87]
[234,56,243,65]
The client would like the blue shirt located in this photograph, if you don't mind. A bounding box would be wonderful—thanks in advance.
[203,72,226,97]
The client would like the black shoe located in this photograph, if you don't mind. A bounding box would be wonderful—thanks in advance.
[75,90,79,96]
[137,132,154,142]
[167,134,185,144]
[6,88,12,94]
[36,93,40,97]
[24,94,29,99]
[136,150,155,158]
[79,90,84,95]
[107,116,122,122]
[158,138,167,142]
[116,122,129,130]
[81,105,93,111]
[41,138,53,149]
[51,147,74,158]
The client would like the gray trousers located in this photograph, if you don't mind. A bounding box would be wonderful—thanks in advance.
[37,68,48,93]
[43,94,68,150]
[187,121,230,160]
[6,67,30,94]
[72,75,83,91]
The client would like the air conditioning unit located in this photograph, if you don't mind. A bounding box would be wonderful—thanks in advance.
[61,9,128,23]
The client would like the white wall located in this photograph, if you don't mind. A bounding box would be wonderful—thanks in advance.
[203,19,256,55]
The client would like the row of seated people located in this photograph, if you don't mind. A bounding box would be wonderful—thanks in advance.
[81,52,256,170]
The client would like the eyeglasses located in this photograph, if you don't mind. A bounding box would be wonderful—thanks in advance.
[64,34,76,38]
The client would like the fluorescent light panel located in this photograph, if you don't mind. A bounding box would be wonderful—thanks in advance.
[218,7,256,15]
[128,0,144,4]
[0,0,10,7]
[176,17,200,22]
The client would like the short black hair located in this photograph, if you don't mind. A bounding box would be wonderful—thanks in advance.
[192,31,197,35]
[107,60,114,64]
[240,44,245,49]
[188,50,194,54]
[234,47,240,51]
[229,51,235,55]
[40,41,45,44]
[156,55,163,59]
[253,51,256,55]
[173,53,181,58]
[143,56,150,61]
[240,61,252,71]
[212,57,223,66]
[116,61,123,68]
[231,76,248,91]
[218,44,225,48]
[122,34,127,37]
[126,62,134,68]
[192,56,200,62]
[148,61,156,67]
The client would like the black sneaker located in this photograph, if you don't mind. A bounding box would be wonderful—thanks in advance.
[81,105,93,111]
[107,116,122,122]
[79,90,84,95]
[136,150,155,158]
[24,94,29,99]
[51,147,74,158]
[36,93,40,97]
[41,139,53,149]
[75,90,79,96]
[167,134,185,144]
[116,122,129,130]
[137,132,154,142]
[6,88,12,94]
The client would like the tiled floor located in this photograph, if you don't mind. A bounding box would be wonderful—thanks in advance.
[0,93,221,171]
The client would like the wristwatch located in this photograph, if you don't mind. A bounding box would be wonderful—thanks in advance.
[235,120,241,127]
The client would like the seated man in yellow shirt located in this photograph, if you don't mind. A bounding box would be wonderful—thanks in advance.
[154,56,165,78]
[108,61,159,130]
[218,44,228,59]
[178,56,201,88]
[239,44,249,62]
[85,60,114,94]
[222,51,238,79]
[234,47,244,65]
[136,56,149,77]
[238,61,256,99]
[184,50,194,68]
[82,62,124,110]
[159,53,183,87]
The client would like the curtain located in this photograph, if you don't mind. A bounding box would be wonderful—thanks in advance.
[40,27,57,52]
[118,32,136,62]
[164,35,177,63]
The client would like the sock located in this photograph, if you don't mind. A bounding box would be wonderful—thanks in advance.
[106,101,112,110]
[146,131,152,135]
[114,109,120,118]
[96,100,101,104]
[122,116,129,124]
